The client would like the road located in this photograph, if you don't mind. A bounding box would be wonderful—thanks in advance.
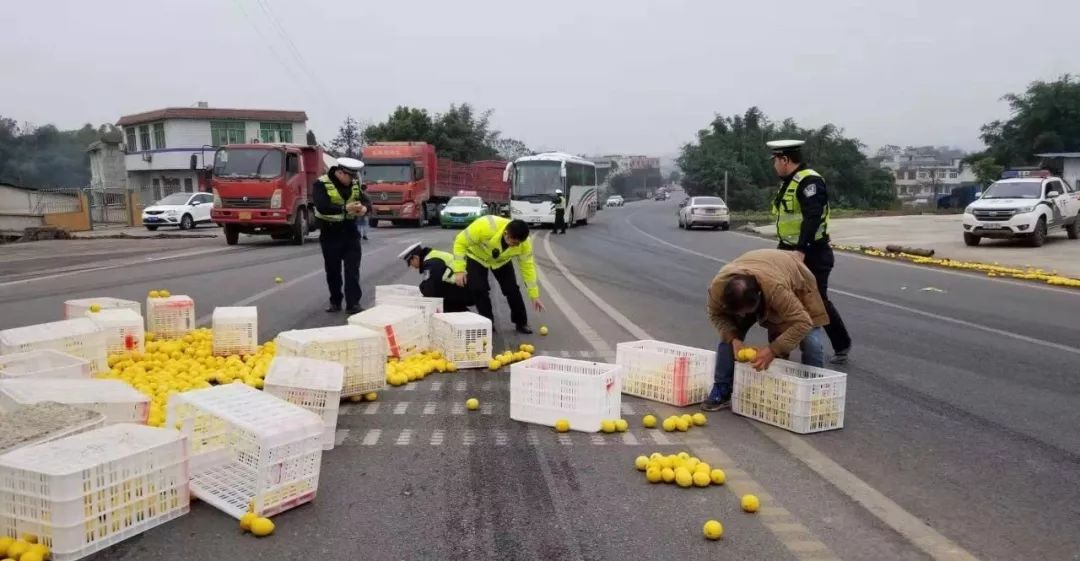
[1,202,1078,561]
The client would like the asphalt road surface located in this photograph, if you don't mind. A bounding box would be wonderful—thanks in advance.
[1,201,1077,561]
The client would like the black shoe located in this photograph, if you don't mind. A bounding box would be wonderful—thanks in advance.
[325,303,342,313]
[515,324,533,335]
[345,305,364,314]
[830,348,850,365]
[701,398,731,412]
[362,236,368,240]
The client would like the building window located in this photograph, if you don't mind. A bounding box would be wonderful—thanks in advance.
[211,120,247,146]
[259,122,293,143]
[139,125,151,152]
[125,127,137,151]
[152,178,161,201]
[949,171,957,178]
[184,178,193,192]
[152,123,166,149]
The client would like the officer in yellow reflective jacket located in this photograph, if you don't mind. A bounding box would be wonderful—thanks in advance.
[767,139,851,364]
[312,157,372,314]
[399,242,474,313]
[452,216,545,333]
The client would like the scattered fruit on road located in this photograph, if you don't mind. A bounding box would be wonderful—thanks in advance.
[554,419,570,432]
[710,469,726,485]
[614,418,629,432]
[466,398,479,411]
[642,414,657,428]
[274,276,283,284]
[240,512,256,531]
[691,412,707,426]
[600,420,616,433]
[539,325,549,336]
[703,519,724,540]
[741,494,760,513]
[364,392,378,401]
[250,517,275,537]
[635,456,649,471]
[646,467,663,483]
[662,417,677,432]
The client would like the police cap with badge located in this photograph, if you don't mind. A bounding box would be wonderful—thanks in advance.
[766,139,804,159]
[398,242,426,265]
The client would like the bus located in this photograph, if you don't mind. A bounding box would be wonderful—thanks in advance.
[504,152,598,227]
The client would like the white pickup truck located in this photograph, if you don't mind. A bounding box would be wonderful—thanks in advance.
[962,170,1080,247]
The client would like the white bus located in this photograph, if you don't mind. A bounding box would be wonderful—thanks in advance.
[504,152,598,227]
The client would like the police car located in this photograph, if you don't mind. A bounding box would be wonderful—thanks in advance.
[962,170,1080,247]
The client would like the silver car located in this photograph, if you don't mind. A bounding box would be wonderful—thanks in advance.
[678,196,730,230]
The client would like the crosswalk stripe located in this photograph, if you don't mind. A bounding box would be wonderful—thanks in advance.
[362,429,381,446]
[621,403,636,415]
[396,429,414,445]
[494,429,508,446]
[423,402,437,415]
[451,402,465,415]
[526,427,540,445]
[394,402,410,415]
[650,430,672,445]
[621,432,639,446]
[334,429,350,446]
[455,381,467,392]
[430,429,445,446]
[404,383,417,392]
[363,402,380,415]
[481,402,494,415]
[430,381,442,391]
[590,434,606,446]
[464,429,477,446]
[558,434,573,446]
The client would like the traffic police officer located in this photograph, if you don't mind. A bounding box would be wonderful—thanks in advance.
[399,242,474,312]
[553,188,567,234]
[767,139,852,364]
[452,216,545,333]
[312,157,372,314]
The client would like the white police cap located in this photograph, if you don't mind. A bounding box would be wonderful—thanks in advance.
[397,242,422,262]
[337,157,365,173]
[766,139,805,156]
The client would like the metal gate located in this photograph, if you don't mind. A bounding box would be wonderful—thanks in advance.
[87,187,129,226]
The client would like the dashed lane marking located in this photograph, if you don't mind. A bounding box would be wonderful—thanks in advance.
[393,402,410,415]
[361,429,381,446]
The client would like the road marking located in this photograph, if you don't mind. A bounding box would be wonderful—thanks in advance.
[430,429,445,446]
[558,434,573,446]
[396,429,414,446]
[455,381,467,392]
[545,229,983,561]
[625,214,1080,357]
[404,383,417,392]
[393,402,410,415]
[480,402,494,415]
[430,381,442,391]
[463,429,477,446]
[451,402,465,415]
[621,403,637,415]
[363,403,380,415]
[621,431,639,446]
[649,430,672,445]
[494,429,509,446]
[334,429,350,446]
[590,434,606,446]
[0,246,238,287]
[526,426,540,445]
[361,429,381,446]
[423,402,438,415]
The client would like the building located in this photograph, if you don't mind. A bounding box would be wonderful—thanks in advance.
[875,146,976,203]
[1035,152,1080,190]
[86,138,128,191]
[117,103,307,205]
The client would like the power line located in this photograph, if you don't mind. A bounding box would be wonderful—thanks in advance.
[253,0,343,116]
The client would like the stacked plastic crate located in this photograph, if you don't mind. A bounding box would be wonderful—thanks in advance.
[0,402,105,456]
[431,312,492,369]
[87,308,145,355]
[275,325,386,398]
[0,318,108,375]
[63,297,141,320]
[0,379,150,425]
[264,357,345,451]
[212,307,258,356]
[0,350,92,380]
[509,356,623,433]
[348,305,427,359]
[373,294,443,342]
[146,295,195,340]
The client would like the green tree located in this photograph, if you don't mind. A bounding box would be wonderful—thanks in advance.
[328,116,362,158]
[363,103,513,162]
[971,157,1005,187]
[491,137,531,160]
[362,106,435,145]
[975,75,1080,166]
[0,116,118,188]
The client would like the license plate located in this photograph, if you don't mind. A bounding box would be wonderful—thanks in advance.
[239,212,252,220]
[981,225,1005,229]
[145,217,160,222]
[705,209,716,214]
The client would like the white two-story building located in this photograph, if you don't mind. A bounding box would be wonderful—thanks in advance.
[117,103,307,205]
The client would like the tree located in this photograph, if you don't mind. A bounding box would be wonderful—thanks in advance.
[667,170,682,184]
[363,103,513,162]
[491,137,531,160]
[971,157,1004,187]
[0,116,120,188]
[362,106,435,145]
[306,130,317,146]
[328,116,362,158]
[975,75,1080,166]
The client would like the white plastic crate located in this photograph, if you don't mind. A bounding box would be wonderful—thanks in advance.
[146,295,194,340]
[509,356,622,433]
[732,359,847,434]
[348,304,427,359]
[0,350,92,380]
[0,318,108,375]
[0,402,106,455]
[166,384,324,519]
[374,284,422,299]
[0,423,189,561]
[264,357,344,451]
[0,379,150,425]
[88,308,145,355]
[212,306,258,356]
[374,294,443,341]
[275,326,386,398]
[63,297,141,320]
[431,312,492,369]
[616,340,715,407]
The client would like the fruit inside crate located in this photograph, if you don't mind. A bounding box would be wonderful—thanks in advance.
[432,312,492,369]
[347,304,427,359]
[88,308,145,355]
[212,306,258,356]
[146,295,195,339]
[732,359,846,434]
[275,325,386,398]
[616,340,715,406]
[509,356,623,432]
[264,357,344,451]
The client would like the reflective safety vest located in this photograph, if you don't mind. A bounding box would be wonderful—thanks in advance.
[554,195,566,210]
[424,249,456,284]
[313,174,360,222]
[452,215,540,299]
[771,168,830,246]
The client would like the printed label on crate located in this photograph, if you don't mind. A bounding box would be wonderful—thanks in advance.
[384,326,400,357]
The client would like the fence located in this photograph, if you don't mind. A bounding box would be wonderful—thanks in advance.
[86,186,130,225]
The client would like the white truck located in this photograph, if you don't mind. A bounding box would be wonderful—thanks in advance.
[962,170,1080,247]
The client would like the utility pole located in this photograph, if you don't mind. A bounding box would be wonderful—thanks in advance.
[723,170,729,202]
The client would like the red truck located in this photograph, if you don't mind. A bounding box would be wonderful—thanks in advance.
[362,142,509,227]
[200,144,330,245]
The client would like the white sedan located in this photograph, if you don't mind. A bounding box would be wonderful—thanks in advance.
[142,192,214,231]
[678,196,730,230]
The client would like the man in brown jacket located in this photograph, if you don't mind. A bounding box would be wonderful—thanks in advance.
[701,248,830,411]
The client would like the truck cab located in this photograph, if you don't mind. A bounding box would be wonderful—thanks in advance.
[962,170,1080,247]
[362,142,436,227]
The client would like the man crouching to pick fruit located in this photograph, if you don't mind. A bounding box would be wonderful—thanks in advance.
[701,248,829,411]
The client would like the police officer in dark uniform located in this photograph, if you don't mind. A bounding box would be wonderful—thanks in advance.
[553,188,567,234]
[398,242,474,312]
[312,157,372,313]
[767,140,852,364]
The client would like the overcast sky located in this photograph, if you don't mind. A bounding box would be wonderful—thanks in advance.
[4,0,1078,157]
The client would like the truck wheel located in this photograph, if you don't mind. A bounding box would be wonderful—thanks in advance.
[224,224,240,246]
[290,209,307,246]
[568,210,575,228]
[1027,218,1047,247]
[1066,219,1079,240]
[963,233,980,246]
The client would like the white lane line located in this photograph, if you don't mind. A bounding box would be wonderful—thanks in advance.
[423,402,438,415]
[361,429,381,446]
[481,402,494,415]
[548,226,983,561]
[558,434,573,446]
[455,381,467,392]
[590,434,606,446]
[396,429,414,446]
[334,429,350,446]
[363,403,380,415]
[430,381,442,391]
[494,429,509,446]
[452,402,465,415]
[621,403,636,415]
[0,246,237,287]
[650,430,672,445]
[430,429,445,446]
[534,259,611,353]
[621,431,640,446]
[624,213,1080,357]
[526,426,540,445]
[463,429,477,446]
[394,402,410,415]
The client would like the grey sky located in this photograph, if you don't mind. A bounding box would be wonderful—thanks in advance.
[4,0,1078,157]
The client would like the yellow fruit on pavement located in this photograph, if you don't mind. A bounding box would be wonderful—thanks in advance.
[18,551,43,561]
[348,395,363,403]
[661,467,676,483]
[703,519,724,540]
[710,469,726,485]
[642,414,657,428]
[274,276,283,284]
[662,417,677,432]
[741,494,760,513]
[539,326,549,336]
[695,462,711,474]
[0,537,12,556]
[600,420,615,433]
[675,467,693,488]
[240,512,257,531]
[691,412,707,426]
[614,419,629,432]
[685,458,700,471]
[680,414,693,426]
[675,418,689,432]
[364,392,378,401]
[554,419,570,432]
[645,467,663,483]
[677,452,690,460]
[6,542,28,560]
[659,455,674,470]
[649,452,663,461]
[488,359,501,371]
[692,470,711,487]
[634,456,649,471]
[28,544,49,560]
[250,517,275,537]
[466,398,479,411]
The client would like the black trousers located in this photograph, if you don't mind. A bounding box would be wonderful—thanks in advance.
[554,209,567,233]
[466,258,527,327]
[320,225,362,307]
[782,243,852,353]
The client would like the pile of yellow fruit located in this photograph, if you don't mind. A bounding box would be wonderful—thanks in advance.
[96,328,277,427]
[0,535,49,561]
[833,244,1080,289]
[635,451,726,489]
[487,344,534,371]
[385,351,455,386]
[658,412,708,433]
